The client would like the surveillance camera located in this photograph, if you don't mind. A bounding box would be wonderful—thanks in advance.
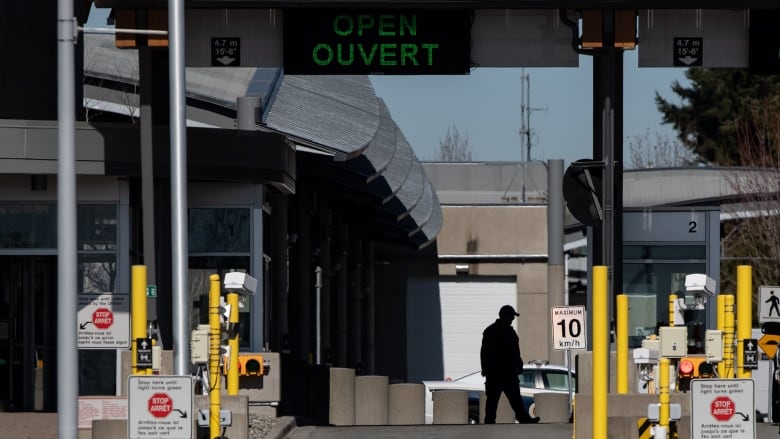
[684,273,716,297]
[223,272,258,296]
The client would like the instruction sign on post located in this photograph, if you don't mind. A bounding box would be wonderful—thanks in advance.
[78,294,130,349]
[551,306,586,350]
[691,379,754,439]
[128,375,194,439]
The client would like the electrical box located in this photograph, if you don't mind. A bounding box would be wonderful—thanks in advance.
[641,337,661,353]
[705,329,723,362]
[648,403,682,421]
[152,345,162,371]
[633,348,660,364]
[659,326,688,358]
[191,325,210,364]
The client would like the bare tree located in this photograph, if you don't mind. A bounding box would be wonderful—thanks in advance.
[721,103,780,321]
[626,129,698,169]
[434,125,473,162]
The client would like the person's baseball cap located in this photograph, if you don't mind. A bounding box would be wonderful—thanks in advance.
[499,305,519,317]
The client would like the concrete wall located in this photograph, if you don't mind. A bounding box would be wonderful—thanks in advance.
[436,205,551,363]
[574,393,691,439]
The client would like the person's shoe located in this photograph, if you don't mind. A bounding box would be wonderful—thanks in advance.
[520,416,541,424]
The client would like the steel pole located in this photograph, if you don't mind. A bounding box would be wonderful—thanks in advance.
[56,2,78,437]
[169,0,190,375]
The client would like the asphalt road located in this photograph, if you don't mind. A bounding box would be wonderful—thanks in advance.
[284,422,780,439]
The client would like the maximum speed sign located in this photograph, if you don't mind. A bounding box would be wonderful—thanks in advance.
[551,306,587,351]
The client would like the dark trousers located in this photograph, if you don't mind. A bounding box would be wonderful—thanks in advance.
[483,374,532,424]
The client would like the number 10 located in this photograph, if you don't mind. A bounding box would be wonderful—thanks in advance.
[556,318,582,338]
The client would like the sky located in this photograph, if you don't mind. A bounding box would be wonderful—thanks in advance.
[87,6,690,166]
[371,54,690,165]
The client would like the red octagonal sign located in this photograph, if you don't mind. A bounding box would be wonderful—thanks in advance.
[92,308,114,330]
[711,396,735,421]
[148,392,173,418]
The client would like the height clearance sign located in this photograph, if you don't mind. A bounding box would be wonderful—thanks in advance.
[283,10,471,74]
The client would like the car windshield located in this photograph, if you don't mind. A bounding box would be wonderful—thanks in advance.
[544,370,576,391]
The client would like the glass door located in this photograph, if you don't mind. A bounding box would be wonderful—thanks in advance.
[0,256,57,411]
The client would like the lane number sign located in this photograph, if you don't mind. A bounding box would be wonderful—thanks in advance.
[552,306,586,351]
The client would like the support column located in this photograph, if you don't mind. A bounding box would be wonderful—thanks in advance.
[547,159,565,365]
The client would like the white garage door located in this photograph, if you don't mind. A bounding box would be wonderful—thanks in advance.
[407,278,516,383]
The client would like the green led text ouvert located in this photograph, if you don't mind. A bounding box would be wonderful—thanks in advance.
[311,14,440,68]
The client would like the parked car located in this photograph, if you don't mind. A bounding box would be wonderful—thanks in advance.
[423,360,576,424]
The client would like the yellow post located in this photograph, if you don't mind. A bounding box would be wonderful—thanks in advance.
[724,294,736,378]
[659,357,670,431]
[593,265,608,439]
[208,274,222,439]
[617,294,628,394]
[737,265,752,379]
[668,294,677,326]
[717,294,726,378]
[131,265,149,375]
[227,292,240,395]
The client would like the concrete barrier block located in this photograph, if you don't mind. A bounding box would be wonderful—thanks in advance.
[91,419,127,439]
[389,383,425,425]
[355,375,389,425]
[534,392,570,423]
[432,390,469,424]
[329,367,356,425]
[194,394,249,439]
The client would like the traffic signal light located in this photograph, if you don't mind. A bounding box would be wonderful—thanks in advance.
[238,354,265,376]
[677,356,707,392]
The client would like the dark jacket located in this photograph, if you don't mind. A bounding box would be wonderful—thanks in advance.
[480,319,523,377]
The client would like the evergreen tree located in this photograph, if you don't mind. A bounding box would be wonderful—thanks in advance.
[655,69,780,165]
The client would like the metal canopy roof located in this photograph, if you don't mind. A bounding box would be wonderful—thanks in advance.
[82,34,441,248]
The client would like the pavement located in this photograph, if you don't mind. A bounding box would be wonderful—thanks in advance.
[3,413,780,438]
[276,419,780,439]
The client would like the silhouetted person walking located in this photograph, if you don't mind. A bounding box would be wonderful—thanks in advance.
[480,305,540,424]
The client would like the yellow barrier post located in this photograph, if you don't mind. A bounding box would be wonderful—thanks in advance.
[668,294,677,327]
[208,274,222,439]
[593,266,608,439]
[724,294,736,378]
[131,265,149,375]
[227,292,240,395]
[717,294,726,378]
[659,357,670,433]
[737,265,752,379]
[617,294,628,394]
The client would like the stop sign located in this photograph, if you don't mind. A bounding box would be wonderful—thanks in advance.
[148,392,172,418]
[711,396,735,421]
[92,308,113,330]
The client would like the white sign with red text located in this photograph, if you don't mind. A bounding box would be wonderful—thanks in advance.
[128,375,194,439]
[691,379,754,439]
[77,293,130,349]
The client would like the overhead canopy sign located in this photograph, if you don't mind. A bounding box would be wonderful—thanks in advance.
[283,9,472,74]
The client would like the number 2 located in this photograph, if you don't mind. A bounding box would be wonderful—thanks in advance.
[688,221,697,233]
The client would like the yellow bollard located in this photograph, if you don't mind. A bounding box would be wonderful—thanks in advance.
[617,294,628,394]
[659,357,670,432]
[592,266,608,439]
[227,292,240,395]
[737,265,752,379]
[724,295,736,378]
[208,274,222,439]
[131,265,149,375]
[717,294,726,378]
[668,294,677,327]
